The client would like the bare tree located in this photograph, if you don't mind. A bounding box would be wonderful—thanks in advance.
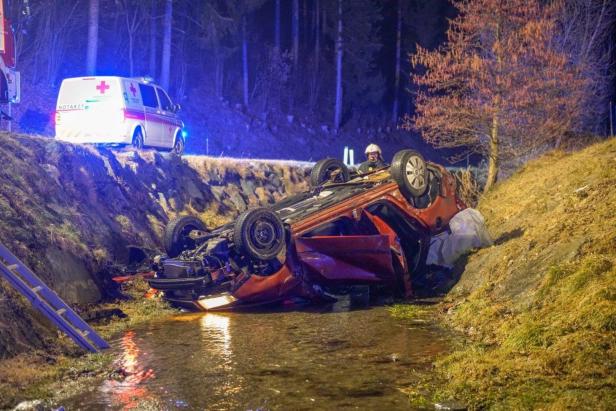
[118,0,146,77]
[86,0,99,75]
[307,0,321,109]
[160,0,172,90]
[334,0,343,131]
[28,1,81,85]
[392,0,402,124]
[274,0,280,51]
[149,0,158,77]
[555,0,616,136]
[292,0,299,66]
[242,16,249,107]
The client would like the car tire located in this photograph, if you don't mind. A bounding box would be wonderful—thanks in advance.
[390,149,429,199]
[310,158,350,187]
[234,207,285,261]
[172,135,184,156]
[164,216,208,258]
[132,128,145,149]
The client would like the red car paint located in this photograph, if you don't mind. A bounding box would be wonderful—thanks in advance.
[150,163,465,310]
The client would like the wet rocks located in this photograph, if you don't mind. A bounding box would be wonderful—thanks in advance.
[434,401,467,410]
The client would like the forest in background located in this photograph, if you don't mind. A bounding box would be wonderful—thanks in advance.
[2,0,615,167]
[7,0,453,133]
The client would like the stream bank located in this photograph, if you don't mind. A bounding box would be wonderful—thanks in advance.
[424,139,616,409]
[0,132,309,409]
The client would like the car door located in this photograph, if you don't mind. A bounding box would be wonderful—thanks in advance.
[295,215,395,284]
[155,87,180,149]
[138,83,162,146]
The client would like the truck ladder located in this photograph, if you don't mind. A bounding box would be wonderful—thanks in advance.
[0,243,109,353]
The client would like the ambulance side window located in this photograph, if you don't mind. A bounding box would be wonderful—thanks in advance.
[139,84,158,108]
[156,88,173,112]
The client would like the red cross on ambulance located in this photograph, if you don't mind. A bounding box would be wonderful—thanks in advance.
[96,80,110,94]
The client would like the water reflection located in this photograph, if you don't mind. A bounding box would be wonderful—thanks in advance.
[100,330,157,410]
[65,305,454,410]
[200,313,232,360]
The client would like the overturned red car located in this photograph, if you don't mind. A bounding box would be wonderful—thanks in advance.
[148,150,465,310]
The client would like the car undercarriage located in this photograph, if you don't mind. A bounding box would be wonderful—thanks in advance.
[148,150,465,310]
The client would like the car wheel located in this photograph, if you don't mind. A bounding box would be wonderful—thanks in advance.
[164,216,208,258]
[310,158,350,187]
[172,135,184,156]
[234,207,285,261]
[132,128,145,149]
[390,149,429,199]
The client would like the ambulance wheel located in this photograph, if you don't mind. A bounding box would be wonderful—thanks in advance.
[132,129,144,149]
[172,136,184,156]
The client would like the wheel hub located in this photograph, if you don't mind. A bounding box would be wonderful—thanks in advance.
[252,219,277,249]
[405,156,426,189]
[326,166,344,183]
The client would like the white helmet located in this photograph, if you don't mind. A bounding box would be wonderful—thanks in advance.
[365,143,382,156]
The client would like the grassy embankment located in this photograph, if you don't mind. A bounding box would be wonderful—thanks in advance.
[0,132,309,409]
[0,280,178,409]
[396,138,616,409]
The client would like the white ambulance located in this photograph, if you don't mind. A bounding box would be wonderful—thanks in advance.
[55,76,185,154]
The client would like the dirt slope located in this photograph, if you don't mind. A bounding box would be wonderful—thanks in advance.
[438,138,616,409]
[0,132,308,359]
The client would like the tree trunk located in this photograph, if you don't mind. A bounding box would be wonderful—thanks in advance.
[274,0,280,51]
[315,0,320,72]
[292,0,299,66]
[334,0,343,131]
[215,52,224,98]
[485,111,500,192]
[242,16,249,108]
[302,0,308,48]
[392,0,402,124]
[308,0,321,109]
[485,17,502,193]
[160,0,172,90]
[128,34,134,76]
[149,0,157,77]
[86,0,99,75]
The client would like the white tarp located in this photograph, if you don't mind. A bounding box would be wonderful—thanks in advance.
[427,208,492,268]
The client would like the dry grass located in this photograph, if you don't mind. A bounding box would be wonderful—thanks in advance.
[453,167,482,207]
[0,279,178,409]
[430,138,616,409]
[0,133,312,408]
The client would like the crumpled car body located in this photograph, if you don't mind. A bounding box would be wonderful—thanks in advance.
[148,156,465,311]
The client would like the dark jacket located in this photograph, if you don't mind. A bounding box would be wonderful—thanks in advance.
[358,159,388,173]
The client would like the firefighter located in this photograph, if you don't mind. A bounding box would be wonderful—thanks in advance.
[358,143,388,173]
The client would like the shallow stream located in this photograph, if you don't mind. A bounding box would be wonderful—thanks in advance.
[63,299,452,410]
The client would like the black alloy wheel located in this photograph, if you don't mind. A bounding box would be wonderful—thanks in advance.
[234,207,285,261]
